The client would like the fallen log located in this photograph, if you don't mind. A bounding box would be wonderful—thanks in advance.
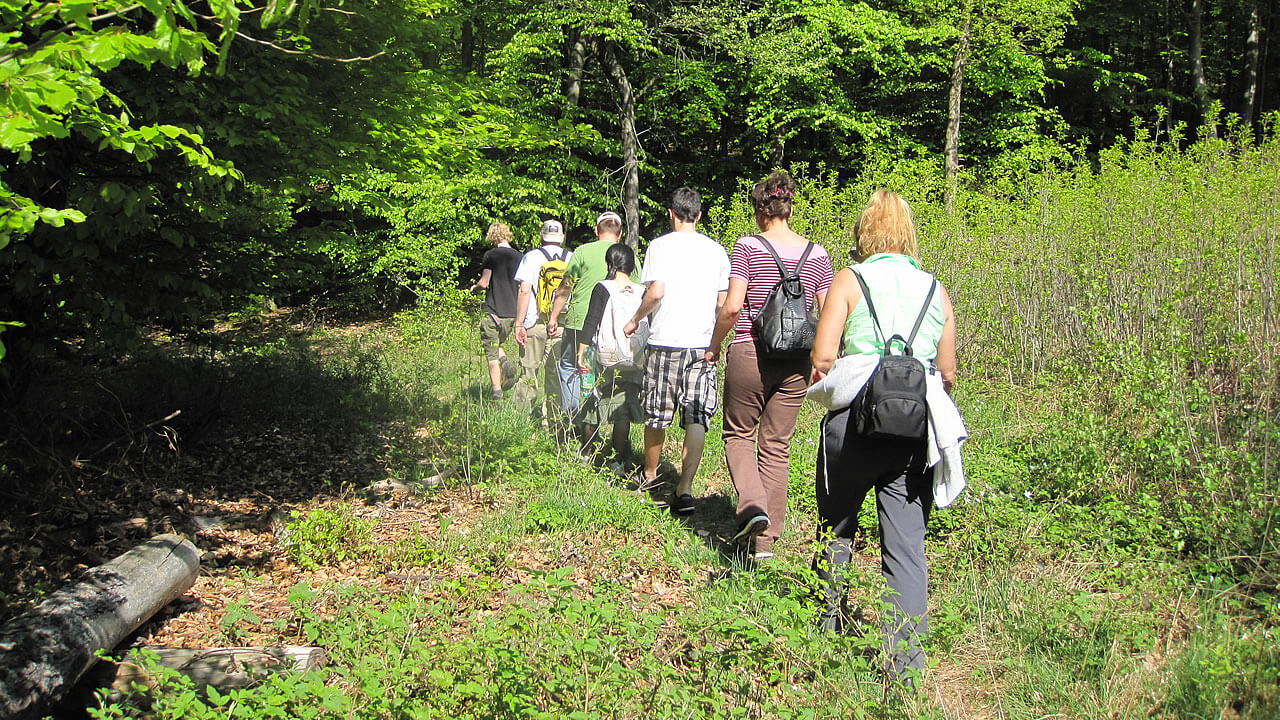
[0,533,200,720]
[107,646,324,698]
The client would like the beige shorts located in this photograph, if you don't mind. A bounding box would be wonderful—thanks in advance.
[479,315,515,361]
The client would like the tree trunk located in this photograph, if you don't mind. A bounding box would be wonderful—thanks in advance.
[1242,0,1261,125]
[108,647,324,697]
[944,12,972,216]
[563,27,586,108]
[0,534,200,720]
[768,126,785,168]
[602,41,641,248]
[1189,0,1217,137]
[461,19,474,72]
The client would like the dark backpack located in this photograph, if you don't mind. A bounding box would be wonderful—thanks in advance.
[750,236,818,358]
[850,270,938,440]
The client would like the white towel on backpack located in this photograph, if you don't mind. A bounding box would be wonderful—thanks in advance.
[807,354,969,508]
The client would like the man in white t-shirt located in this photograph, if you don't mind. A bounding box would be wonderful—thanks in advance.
[513,220,572,424]
[623,187,730,515]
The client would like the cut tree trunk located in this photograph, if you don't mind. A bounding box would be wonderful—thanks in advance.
[0,534,200,720]
[107,647,324,698]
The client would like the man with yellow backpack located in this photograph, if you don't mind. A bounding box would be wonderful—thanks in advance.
[514,220,572,424]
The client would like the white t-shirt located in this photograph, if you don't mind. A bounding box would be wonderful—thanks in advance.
[514,245,572,329]
[640,230,730,348]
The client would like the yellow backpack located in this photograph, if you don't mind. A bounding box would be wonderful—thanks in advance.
[535,247,568,316]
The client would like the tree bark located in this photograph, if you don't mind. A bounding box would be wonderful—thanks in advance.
[107,647,324,697]
[563,27,586,108]
[1188,0,1217,137]
[461,19,474,72]
[601,41,641,248]
[0,534,200,720]
[944,11,972,216]
[1242,0,1261,125]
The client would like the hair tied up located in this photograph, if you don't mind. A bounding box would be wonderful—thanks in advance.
[770,188,792,200]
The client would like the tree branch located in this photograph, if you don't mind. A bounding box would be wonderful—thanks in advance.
[0,4,143,64]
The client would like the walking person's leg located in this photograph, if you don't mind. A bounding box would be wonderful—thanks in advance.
[876,448,932,684]
[752,354,808,555]
[814,407,871,631]
[724,342,768,531]
[556,328,582,424]
[675,349,719,502]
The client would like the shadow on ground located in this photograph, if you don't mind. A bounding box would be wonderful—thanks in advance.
[0,312,449,624]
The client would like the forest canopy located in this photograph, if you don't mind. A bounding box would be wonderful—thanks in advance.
[1,0,1276,369]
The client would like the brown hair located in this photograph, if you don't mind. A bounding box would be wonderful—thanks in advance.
[852,190,918,260]
[749,171,796,221]
[485,222,513,245]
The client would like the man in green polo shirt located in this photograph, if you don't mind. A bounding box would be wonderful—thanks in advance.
[548,211,624,423]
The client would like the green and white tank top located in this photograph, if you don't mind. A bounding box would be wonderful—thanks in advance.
[842,253,946,362]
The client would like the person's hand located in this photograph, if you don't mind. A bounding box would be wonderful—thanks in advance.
[577,355,591,373]
[704,345,721,364]
[547,318,559,337]
[515,326,528,347]
[810,367,827,384]
[623,319,637,338]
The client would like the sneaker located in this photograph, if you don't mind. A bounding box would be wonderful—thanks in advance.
[731,513,770,544]
[491,389,503,401]
[753,550,775,561]
[671,493,695,515]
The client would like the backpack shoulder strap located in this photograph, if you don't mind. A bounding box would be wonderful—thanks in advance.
[752,235,789,277]
[538,246,554,262]
[851,268,886,345]
[904,279,938,348]
[791,241,815,277]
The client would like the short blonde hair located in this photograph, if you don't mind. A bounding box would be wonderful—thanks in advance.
[485,222,513,245]
[853,190,918,260]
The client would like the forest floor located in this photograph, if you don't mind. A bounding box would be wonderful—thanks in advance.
[0,307,1265,719]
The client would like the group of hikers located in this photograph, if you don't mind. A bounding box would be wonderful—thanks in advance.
[469,171,965,685]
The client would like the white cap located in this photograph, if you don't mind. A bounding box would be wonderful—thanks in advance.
[540,219,564,244]
[596,211,623,228]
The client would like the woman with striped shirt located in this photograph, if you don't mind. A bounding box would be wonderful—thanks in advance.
[707,171,834,559]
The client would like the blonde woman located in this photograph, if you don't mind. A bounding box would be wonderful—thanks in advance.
[809,190,957,683]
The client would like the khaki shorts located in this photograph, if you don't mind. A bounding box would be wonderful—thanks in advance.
[479,315,515,361]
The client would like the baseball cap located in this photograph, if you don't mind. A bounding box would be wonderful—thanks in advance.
[596,211,623,227]
[540,219,564,243]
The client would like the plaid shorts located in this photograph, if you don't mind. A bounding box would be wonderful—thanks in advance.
[642,346,719,429]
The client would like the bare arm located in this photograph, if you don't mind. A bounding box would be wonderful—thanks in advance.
[468,268,492,294]
[935,284,957,393]
[547,278,573,337]
[623,280,664,337]
[810,268,861,382]
[514,283,533,345]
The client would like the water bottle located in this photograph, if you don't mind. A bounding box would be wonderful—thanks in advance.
[580,347,598,401]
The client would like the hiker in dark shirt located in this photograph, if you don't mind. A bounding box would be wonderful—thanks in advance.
[470,222,523,400]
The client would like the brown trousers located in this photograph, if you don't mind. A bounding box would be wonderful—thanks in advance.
[722,341,810,552]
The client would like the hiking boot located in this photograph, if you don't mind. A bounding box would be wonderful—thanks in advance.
[499,357,520,390]
[731,513,770,544]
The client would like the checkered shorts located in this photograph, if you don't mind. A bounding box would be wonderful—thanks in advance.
[642,346,719,428]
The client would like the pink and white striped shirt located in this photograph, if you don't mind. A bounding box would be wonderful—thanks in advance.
[729,234,835,345]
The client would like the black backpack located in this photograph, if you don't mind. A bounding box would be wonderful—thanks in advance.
[750,236,818,358]
[850,270,938,440]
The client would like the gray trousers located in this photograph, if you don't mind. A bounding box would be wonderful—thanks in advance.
[815,405,932,679]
